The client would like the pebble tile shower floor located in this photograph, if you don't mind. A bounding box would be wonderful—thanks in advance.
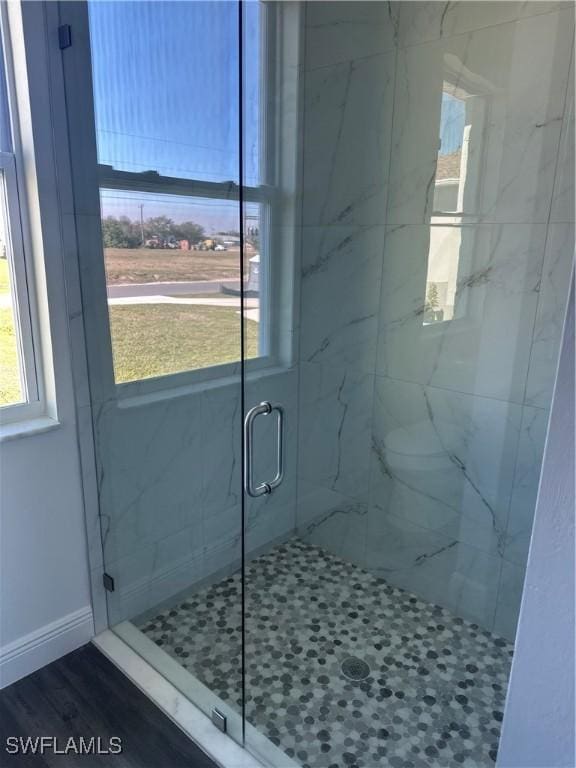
[138,538,513,768]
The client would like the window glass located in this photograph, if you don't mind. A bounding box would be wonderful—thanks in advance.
[0,177,24,405]
[100,189,259,383]
[90,1,242,183]
[423,227,462,325]
[89,1,265,385]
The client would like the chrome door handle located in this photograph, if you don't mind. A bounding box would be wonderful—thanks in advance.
[244,401,285,497]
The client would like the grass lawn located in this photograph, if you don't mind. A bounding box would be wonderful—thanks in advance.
[0,259,23,405]
[0,306,22,404]
[110,303,258,383]
[0,257,9,292]
[0,257,259,401]
[104,246,254,285]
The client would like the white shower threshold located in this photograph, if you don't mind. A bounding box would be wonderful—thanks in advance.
[93,628,299,768]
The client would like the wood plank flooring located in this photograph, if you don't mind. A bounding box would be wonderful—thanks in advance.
[0,644,219,767]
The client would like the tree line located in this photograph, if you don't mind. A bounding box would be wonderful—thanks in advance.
[101,215,205,249]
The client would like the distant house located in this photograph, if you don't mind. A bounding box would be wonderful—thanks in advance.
[218,233,240,248]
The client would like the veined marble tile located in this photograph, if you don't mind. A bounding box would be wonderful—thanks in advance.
[376,223,546,403]
[298,362,373,502]
[76,404,104,572]
[302,50,395,226]
[504,406,549,569]
[96,366,298,579]
[525,223,575,408]
[201,381,242,517]
[105,524,204,625]
[296,482,357,529]
[398,1,572,48]
[493,559,526,642]
[96,395,206,567]
[300,226,385,373]
[551,52,575,224]
[61,211,92,411]
[388,10,574,225]
[364,508,501,631]
[304,1,399,71]
[106,515,246,626]
[370,376,522,558]
[245,496,295,556]
[296,480,368,565]
[203,502,241,563]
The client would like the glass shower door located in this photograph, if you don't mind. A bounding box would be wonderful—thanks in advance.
[75,0,248,749]
[238,1,304,763]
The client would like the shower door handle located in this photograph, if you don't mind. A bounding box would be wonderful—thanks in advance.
[244,401,285,497]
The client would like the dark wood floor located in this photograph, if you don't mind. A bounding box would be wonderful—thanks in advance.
[0,644,219,767]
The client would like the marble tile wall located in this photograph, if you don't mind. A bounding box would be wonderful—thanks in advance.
[96,368,298,625]
[297,1,575,641]
[296,1,398,530]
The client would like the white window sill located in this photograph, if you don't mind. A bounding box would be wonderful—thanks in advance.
[117,359,292,410]
[0,415,60,443]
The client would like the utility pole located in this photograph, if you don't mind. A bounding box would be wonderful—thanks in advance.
[139,203,144,245]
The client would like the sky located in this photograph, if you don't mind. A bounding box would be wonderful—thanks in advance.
[440,92,466,156]
[89,0,260,232]
[89,2,465,232]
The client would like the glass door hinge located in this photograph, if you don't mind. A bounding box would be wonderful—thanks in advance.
[102,572,115,592]
[58,25,72,50]
[211,708,227,733]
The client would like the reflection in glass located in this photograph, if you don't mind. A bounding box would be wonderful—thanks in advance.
[433,74,486,218]
[434,91,466,213]
[423,227,462,324]
[425,73,486,325]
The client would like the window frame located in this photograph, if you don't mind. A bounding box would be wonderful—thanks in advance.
[0,15,42,424]
[422,65,493,337]
[92,1,281,397]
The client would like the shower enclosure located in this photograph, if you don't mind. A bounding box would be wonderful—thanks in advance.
[64,1,574,765]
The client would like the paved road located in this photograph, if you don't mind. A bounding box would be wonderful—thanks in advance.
[108,294,260,321]
[109,295,258,307]
[0,280,259,319]
[107,279,241,298]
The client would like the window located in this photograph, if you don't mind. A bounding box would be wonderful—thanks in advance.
[424,72,487,326]
[88,0,272,386]
[0,27,38,417]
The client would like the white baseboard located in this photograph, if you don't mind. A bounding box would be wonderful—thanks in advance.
[0,606,94,689]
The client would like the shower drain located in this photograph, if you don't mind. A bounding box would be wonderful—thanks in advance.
[341,656,371,681]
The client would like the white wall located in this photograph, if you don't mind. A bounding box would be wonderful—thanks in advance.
[498,274,575,767]
[0,1,93,688]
